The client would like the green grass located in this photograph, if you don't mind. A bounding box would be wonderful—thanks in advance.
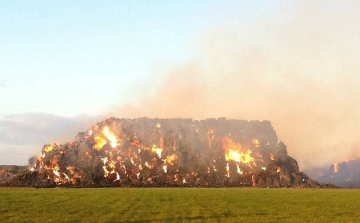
[0,188,359,223]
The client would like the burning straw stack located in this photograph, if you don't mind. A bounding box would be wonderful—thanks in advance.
[9,117,322,188]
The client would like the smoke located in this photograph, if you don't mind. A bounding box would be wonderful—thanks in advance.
[0,113,102,165]
[111,0,360,169]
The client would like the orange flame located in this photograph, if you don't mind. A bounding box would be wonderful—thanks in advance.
[223,137,254,164]
[94,126,119,151]
[333,163,339,173]
[103,126,118,148]
[165,154,177,165]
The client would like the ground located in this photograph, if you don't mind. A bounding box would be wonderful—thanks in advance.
[0,188,359,223]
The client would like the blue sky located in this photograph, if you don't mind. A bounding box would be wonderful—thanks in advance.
[0,0,218,116]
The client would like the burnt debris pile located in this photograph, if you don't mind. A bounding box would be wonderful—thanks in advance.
[7,117,323,188]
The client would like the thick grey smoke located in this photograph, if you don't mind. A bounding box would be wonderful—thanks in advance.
[111,0,360,169]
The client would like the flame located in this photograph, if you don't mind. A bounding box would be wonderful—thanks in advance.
[237,165,243,175]
[277,166,281,173]
[94,126,119,151]
[165,154,177,165]
[225,150,241,163]
[163,165,167,173]
[152,145,162,159]
[333,163,339,173]
[223,137,254,164]
[270,153,275,161]
[114,172,120,182]
[226,163,230,177]
[103,126,118,148]
[94,136,107,151]
[156,123,161,128]
[43,144,56,152]
[53,170,60,177]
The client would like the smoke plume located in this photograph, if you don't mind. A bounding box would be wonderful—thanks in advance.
[111,0,360,169]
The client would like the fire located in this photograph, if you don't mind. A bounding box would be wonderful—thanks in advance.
[237,166,243,174]
[226,150,240,163]
[43,144,56,152]
[94,136,107,151]
[165,154,177,165]
[103,126,118,148]
[333,163,339,173]
[152,145,162,159]
[33,118,299,187]
[241,150,254,164]
[270,153,275,161]
[94,126,119,151]
[114,172,120,182]
[223,137,254,164]
[226,163,230,177]
[53,170,60,177]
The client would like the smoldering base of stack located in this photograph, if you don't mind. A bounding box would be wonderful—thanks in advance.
[4,118,334,188]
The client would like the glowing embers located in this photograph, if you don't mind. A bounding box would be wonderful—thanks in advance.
[94,126,120,151]
[100,152,121,182]
[48,161,75,185]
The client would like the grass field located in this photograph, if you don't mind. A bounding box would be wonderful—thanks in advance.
[0,188,359,223]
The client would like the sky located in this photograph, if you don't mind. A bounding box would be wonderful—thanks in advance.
[1,0,360,169]
[0,0,213,117]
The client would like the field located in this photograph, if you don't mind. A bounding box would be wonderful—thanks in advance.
[0,188,359,223]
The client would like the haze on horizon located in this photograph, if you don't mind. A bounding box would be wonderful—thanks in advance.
[1,0,359,171]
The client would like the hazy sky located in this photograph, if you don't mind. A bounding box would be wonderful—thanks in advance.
[1,1,360,169]
[0,0,215,117]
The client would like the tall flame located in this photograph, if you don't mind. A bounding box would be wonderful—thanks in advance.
[94,126,119,151]
[103,126,118,148]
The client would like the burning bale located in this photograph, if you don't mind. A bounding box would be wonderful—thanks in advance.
[9,118,322,188]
